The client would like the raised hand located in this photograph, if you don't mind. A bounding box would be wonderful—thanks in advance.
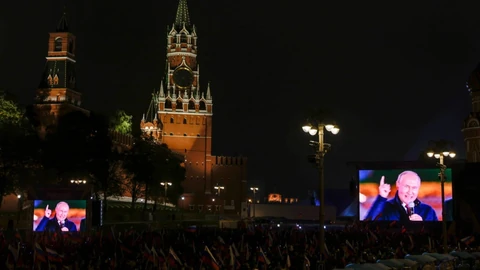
[45,205,52,218]
[378,176,391,198]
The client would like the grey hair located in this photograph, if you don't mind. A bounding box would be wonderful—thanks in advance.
[56,201,70,209]
[396,170,421,187]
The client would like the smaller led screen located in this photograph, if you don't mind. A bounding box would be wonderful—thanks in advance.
[359,169,452,222]
[33,200,87,232]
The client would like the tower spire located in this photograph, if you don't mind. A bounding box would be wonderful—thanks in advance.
[174,0,191,28]
[206,82,212,100]
[159,80,165,97]
[56,6,69,32]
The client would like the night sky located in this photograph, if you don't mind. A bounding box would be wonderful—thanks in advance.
[1,0,479,199]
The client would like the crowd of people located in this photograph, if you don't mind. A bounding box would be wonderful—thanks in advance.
[0,219,478,269]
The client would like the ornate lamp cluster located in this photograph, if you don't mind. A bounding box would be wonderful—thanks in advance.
[302,123,340,136]
[70,179,87,185]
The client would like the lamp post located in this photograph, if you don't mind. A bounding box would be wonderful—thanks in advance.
[302,120,339,255]
[250,187,259,217]
[160,182,172,206]
[214,184,224,215]
[426,143,455,254]
[181,196,185,220]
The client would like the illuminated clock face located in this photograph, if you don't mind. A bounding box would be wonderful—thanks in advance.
[173,68,194,88]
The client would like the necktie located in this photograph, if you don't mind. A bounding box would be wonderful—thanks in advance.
[406,207,412,216]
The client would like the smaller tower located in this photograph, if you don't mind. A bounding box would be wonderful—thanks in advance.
[140,90,162,140]
[462,63,480,162]
[34,10,87,134]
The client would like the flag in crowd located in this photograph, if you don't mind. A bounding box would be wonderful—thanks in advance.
[0,220,479,269]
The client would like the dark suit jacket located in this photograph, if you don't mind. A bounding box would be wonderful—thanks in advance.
[36,216,77,232]
[365,191,438,222]
[80,218,86,232]
[445,198,454,221]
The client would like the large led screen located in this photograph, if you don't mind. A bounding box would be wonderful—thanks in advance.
[359,169,452,222]
[33,200,87,232]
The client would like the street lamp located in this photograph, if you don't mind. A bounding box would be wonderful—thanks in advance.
[302,119,339,256]
[426,142,455,254]
[70,179,87,184]
[214,184,225,196]
[250,187,259,217]
[160,182,172,206]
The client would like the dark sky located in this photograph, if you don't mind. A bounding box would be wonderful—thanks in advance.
[1,0,479,198]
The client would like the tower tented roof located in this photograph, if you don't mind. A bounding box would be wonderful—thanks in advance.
[174,0,191,29]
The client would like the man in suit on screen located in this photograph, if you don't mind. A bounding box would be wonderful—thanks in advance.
[36,201,77,232]
[365,171,438,222]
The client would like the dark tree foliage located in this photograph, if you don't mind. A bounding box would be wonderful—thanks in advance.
[149,142,185,211]
[0,92,42,202]
[43,111,93,180]
[123,138,185,212]
[42,111,124,193]
[109,110,133,135]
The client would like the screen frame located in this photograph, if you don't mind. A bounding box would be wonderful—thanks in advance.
[355,162,455,222]
[32,200,87,232]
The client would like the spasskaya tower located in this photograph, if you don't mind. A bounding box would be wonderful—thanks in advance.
[141,0,247,216]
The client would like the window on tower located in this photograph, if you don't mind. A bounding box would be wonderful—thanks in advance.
[183,118,187,124]
[176,100,183,111]
[54,37,62,51]
[199,101,206,111]
[165,99,172,109]
[68,39,74,54]
[188,100,195,111]
[181,33,187,44]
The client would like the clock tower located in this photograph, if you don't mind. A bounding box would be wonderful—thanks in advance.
[34,11,87,135]
[141,0,247,215]
[141,0,214,202]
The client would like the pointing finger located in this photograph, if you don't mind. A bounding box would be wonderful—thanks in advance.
[46,205,49,210]
[380,176,385,185]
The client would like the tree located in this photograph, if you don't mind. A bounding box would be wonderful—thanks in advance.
[145,142,185,212]
[84,113,126,219]
[122,138,185,213]
[110,110,133,135]
[42,111,125,205]
[0,91,23,125]
[122,139,150,210]
[42,111,94,180]
[0,91,41,204]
